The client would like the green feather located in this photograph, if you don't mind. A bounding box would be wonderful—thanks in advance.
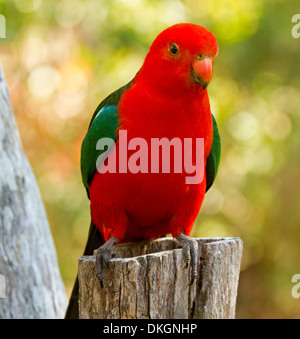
[81,105,118,197]
[205,114,221,192]
[81,80,133,198]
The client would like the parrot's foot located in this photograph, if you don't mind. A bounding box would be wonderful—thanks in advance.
[95,236,117,288]
[176,232,198,285]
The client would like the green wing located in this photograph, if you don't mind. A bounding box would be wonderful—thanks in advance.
[81,80,133,198]
[205,114,221,192]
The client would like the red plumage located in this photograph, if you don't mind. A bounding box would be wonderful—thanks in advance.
[89,24,218,243]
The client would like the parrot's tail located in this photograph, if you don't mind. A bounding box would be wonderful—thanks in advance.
[65,221,104,319]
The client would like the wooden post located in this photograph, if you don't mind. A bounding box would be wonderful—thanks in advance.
[78,237,243,319]
[0,67,67,318]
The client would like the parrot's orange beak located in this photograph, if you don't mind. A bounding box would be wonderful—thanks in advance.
[191,55,213,90]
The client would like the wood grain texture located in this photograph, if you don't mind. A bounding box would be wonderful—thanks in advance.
[0,67,67,319]
[78,237,243,319]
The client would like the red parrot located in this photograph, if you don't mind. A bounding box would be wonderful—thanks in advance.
[66,23,220,319]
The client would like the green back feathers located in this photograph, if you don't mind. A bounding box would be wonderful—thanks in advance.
[205,114,221,192]
[81,81,133,198]
[88,81,133,129]
[81,105,119,197]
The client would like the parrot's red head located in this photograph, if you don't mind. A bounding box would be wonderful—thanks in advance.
[138,23,218,93]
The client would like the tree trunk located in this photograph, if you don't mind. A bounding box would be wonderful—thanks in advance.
[78,237,243,319]
[0,67,67,319]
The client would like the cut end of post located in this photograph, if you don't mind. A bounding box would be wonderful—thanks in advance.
[78,237,243,319]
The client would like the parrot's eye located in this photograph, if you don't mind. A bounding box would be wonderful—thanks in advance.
[169,43,179,56]
[198,54,205,60]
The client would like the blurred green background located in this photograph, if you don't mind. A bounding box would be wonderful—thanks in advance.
[1,0,300,318]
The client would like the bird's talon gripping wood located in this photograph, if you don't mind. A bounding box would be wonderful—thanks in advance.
[95,236,117,288]
[176,232,198,285]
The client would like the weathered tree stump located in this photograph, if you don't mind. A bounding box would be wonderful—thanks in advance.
[78,237,243,319]
[0,67,67,318]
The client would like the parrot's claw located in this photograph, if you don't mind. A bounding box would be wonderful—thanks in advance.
[95,236,117,288]
[176,232,198,285]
